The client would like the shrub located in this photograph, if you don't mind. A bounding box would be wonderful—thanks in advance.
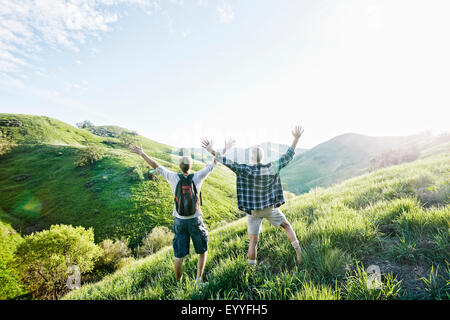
[14,225,102,299]
[76,120,94,129]
[136,226,174,257]
[96,239,131,273]
[118,132,137,146]
[0,132,13,156]
[0,260,26,300]
[74,145,106,167]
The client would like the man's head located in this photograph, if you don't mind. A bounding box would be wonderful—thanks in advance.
[250,146,264,164]
[179,156,193,174]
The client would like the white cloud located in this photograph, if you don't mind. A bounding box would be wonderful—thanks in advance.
[216,1,234,24]
[0,0,156,74]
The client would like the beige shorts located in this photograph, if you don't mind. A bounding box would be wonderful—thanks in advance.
[247,207,287,235]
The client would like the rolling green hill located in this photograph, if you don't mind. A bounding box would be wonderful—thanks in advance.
[281,132,450,194]
[0,114,240,248]
[65,152,450,300]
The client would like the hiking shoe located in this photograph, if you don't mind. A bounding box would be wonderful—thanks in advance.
[195,279,207,288]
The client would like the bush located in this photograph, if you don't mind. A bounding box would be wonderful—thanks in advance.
[136,226,174,257]
[96,239,131,272]
[0,132,13,156]
[14,225,102,299]
[76,120,94,129]
[118,132,137,146]
[86,239,131,282]
[74,145,106,167]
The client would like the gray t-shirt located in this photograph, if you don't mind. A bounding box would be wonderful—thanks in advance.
[156,162,216,219]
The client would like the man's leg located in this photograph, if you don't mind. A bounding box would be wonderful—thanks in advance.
[248,233,259,267]
[247,212,263,267]
[197,251,207,279]
[174,257,184,281]
[191,217,209,285]
[280,220,302,263]
[173,218,189,281]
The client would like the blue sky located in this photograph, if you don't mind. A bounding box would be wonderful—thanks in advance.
[1,0,449,149]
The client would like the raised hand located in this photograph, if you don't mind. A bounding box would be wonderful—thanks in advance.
[223,139,235,154]
[202,139,214,154]
[292,125,304,139]
[129,143,143,155]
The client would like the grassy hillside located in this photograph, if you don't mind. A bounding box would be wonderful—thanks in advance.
[0,114,240,247]
[281,132,449,194]
[65,152,449,300]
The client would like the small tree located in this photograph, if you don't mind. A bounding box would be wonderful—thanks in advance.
[118,132,137,146]
[74,144,106,167]
[76,120,94,129]
[14,225,102,299]
[136,226,174,258]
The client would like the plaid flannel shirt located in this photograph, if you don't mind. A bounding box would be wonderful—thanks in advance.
[215,147,295,214]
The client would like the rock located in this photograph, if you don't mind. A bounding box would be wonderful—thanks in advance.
[0,119,23,127]
[57,152,63,157]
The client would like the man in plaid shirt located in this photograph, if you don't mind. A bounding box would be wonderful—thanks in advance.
[202,125,304,266]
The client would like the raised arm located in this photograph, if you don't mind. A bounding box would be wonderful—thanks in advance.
[272,125,304,173]
[202,138,246,174]
[201,139,234,157]
[290,125,304,150]
[129,143,159,169]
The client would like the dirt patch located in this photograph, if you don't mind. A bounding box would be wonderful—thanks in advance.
[365,258,445,298]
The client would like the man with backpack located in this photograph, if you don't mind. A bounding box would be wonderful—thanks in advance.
[202,125,304,267]
[129,143,224,285]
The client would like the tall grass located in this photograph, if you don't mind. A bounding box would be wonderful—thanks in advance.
[64,153,450,300]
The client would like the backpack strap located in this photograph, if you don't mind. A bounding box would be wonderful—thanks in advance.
[187,174,202,206]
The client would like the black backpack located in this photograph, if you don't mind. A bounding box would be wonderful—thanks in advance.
[174,174,202,216]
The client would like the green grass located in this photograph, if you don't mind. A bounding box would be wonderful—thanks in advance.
[0,114,240,248]
[65,152,450,300]
[0,215,26,299]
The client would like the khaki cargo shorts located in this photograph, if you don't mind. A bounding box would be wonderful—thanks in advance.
[247,206,287,235]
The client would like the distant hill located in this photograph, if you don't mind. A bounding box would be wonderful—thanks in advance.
[188,142,307,164]
[281,132,450,194]
[0,114,240,247]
